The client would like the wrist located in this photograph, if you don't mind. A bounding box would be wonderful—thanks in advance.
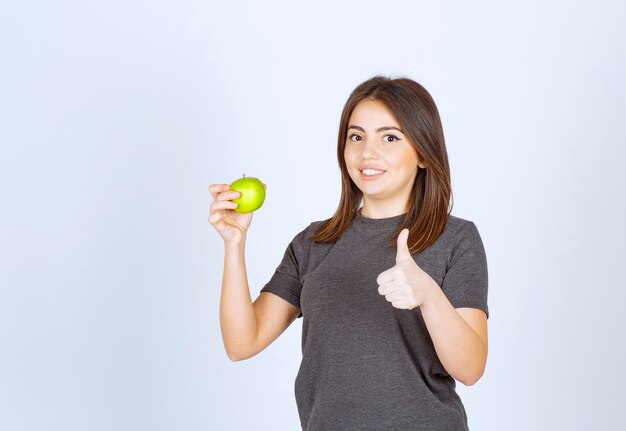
[225,236,246,253]
[421,280,443,310]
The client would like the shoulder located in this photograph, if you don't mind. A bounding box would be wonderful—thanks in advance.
[308,218,332,235]
[444,214,486,261]
[447,213,475,231]
[446,214,482,237]
[289,217,332,249]
[438,214,484,251]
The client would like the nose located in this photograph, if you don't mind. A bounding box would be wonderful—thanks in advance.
[360,138,380,160]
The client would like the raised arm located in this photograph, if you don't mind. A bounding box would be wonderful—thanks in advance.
[209,183,300,361]
[377,227,488,385]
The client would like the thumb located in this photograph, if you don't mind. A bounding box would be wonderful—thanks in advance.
[396,228,412,264]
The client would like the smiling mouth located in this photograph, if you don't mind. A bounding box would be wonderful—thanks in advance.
[360,169,386,179]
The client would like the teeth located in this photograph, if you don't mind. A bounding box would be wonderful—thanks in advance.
[362,169,384,176]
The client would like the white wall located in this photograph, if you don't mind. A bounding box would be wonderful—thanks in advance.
[1,0,625,429]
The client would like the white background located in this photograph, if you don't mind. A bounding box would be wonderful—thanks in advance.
[1,0,625,430]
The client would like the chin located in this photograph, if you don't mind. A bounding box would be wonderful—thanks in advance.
[360,185,387,196]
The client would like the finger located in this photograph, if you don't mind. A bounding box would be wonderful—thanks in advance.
[208,212,223,224]
[377,282,395,296]
[384,292,405,303]
[395,228,412,264]
[210,201,239,214]
[208,212,231,230]
[391,300,412,310]
[209,184,230,199]
[215,190,241,202]
[376,268,395,286]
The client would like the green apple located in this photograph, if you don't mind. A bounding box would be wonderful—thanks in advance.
[229,174,266,214]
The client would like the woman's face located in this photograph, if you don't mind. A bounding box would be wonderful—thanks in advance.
[344,99,426,214]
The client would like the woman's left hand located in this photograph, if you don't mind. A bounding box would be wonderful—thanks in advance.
[376,228,438,310]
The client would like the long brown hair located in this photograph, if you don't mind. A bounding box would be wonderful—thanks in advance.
[309,75,453,255]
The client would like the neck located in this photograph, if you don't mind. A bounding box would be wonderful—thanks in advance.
[359,205,407,219]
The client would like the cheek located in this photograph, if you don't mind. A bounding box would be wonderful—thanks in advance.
[343,147,356,165]
[396,147,419,170]
[385,151,406,170]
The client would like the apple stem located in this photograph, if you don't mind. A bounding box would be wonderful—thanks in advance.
[243,173,246,178]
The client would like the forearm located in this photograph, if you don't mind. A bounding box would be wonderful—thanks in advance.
[219,237,258,361]
[419,283,487,385]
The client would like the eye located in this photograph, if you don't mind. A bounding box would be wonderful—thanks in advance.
[348,133,363,142]
[383,135,400,143]
[383,134,399,142]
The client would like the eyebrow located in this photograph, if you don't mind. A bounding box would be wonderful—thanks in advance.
[348,125,405,134]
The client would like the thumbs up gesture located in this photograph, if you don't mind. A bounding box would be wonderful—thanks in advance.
[376,228,437,310]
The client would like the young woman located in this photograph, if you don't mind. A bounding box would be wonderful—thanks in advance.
[208,76,489,430]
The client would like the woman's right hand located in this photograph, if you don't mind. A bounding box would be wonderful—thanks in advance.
[208,183,266,247]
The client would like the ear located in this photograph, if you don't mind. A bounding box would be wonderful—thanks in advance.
[416,154,427,169]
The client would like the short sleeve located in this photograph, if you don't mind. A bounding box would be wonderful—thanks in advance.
[441,221,489,318]
[260,228,307,319]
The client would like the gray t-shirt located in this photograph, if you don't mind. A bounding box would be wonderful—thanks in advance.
[260,212,489,430]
